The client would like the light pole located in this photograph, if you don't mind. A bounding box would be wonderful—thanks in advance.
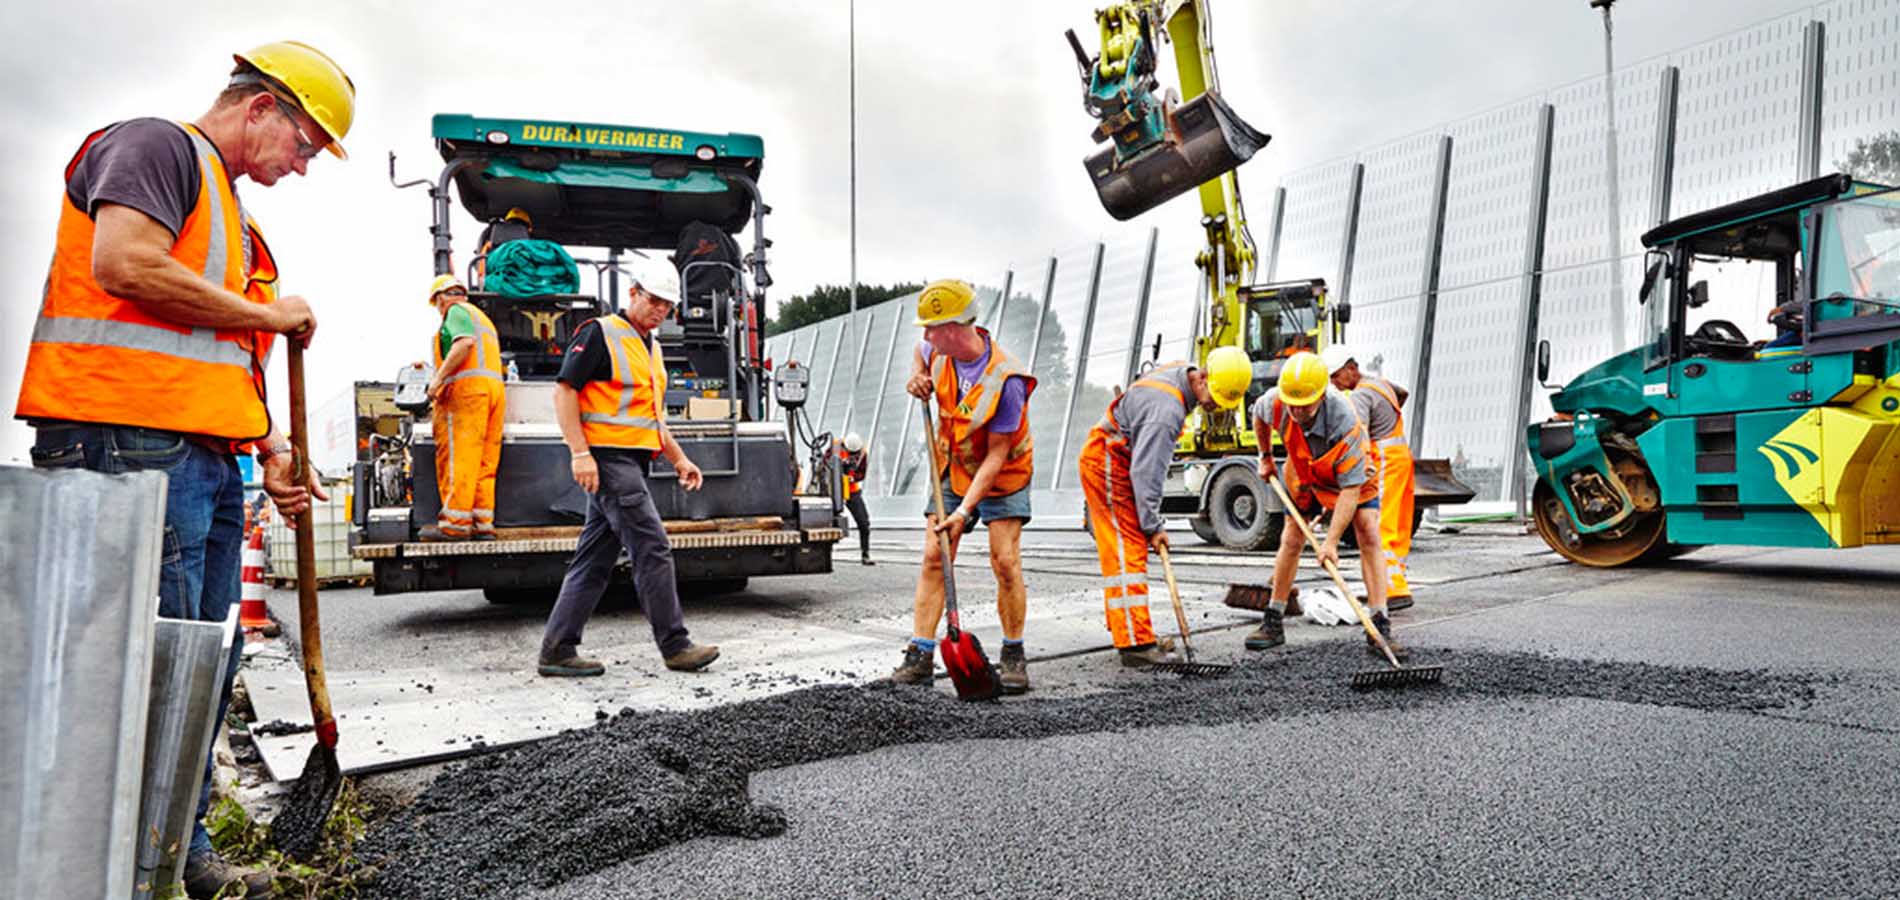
[1591,0,1628,354]
[849,0,859,324]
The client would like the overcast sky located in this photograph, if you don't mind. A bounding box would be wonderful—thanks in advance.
[0,0,1813,463]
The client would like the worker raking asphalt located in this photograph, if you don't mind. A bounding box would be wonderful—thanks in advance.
[356,644,1820,898]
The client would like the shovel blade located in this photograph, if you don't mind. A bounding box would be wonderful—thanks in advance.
[270,743,342,860]
[940,631,1002,702]
[1085,91,1270,220]
[1349,664,1445,692]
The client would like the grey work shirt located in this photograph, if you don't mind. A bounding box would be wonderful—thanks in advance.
[1348,375,1405,443]
[1108,364,1195,535]
[1251,387,1372,490]
[65,117,252,268]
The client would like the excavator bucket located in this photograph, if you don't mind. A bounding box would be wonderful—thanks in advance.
[1085,91,1269,221]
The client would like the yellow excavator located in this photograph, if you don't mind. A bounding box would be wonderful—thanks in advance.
[1068,0,1474,549]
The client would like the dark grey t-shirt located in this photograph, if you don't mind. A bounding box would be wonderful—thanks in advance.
[65,118,202,237]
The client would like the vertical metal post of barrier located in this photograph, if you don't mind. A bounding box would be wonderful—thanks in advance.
[811,323,847,434]
[865,306,906,491]
[1508,105,1558,522]
[1407,135,1454,453]
[1026,256,1059,369]
[1650,66,1680,227]
[1264,186,1287,282]
[1124,227,1161,385]
[1797,20,1826,182]
[1051,243,1107,490]
[1335,163,1366,308]
[987,270,1014,338]
[840,307,876,436]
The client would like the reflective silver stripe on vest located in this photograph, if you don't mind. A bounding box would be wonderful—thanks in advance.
[30,316,252,369]
[580,412,665,429]
[1378,436,1409,450]
[444,367,503,385]
[181,128,231,286]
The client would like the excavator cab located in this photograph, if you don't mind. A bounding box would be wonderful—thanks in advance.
[1066,3,1269,220]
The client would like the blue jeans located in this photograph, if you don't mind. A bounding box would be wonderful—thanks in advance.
[31,423,246,856]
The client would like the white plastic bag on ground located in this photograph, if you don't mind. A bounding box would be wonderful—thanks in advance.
[1302,585,1358,626]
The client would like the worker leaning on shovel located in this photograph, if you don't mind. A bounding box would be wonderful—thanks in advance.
[892,279,1037,694]
[421,275,507,541]
[1322,345,1415,611]
[13,41,352,898]
[1244,351,1407,660]
[1079,347,1251,667]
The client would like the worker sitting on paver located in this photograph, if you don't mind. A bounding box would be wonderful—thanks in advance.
[838,432,875,566]
[474,206,532,281]
[894,279,1038,694]
[538,257,719,677]
[422,275,506,541]
[14,40,352,899]
[1245,352,1405,659]
[1322,345,1415,611]
[1079,348,1251,667]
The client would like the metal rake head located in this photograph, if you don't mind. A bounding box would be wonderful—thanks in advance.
[1349,664,1445,691]
[1142,661,1235,678]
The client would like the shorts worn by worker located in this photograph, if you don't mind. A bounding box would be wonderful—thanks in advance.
[541,449,693,660]
[923,481,1033,525]
[31,423,244,858]
[432,378,505,539]
[1077,426,1157,649]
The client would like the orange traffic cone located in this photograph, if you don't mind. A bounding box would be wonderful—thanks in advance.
[240,523,279,636]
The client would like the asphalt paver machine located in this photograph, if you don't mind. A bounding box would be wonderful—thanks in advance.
[353,115,840,601]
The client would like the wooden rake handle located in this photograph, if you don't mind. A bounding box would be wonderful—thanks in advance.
[1264,473,1404,670]
[1157,543,1194,663]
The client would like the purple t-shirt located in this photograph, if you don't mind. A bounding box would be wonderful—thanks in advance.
[917,338,1028,434]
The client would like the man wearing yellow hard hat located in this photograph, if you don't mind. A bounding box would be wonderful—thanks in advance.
[894,279,1038,693]
[12,40,354,897]
[1323,345,1416,611]
[1245,351,1404,659]
[423,275,507,540]
[1078,346,1252,667]
[475,207,533,281]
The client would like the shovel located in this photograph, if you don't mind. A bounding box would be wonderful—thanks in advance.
[270,341,343,859]
[1141,543,1232,677]
[1265,473,1443,691]
[919,400,1002,702]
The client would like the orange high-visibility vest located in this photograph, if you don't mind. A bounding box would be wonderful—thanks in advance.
[578,314,666,450]
[1270,396,1381,506]
[1357,376,1408,449]
[17,122,278,440]
[431,302,504,389]
[837,447,861,500]
[931,328,1037,497]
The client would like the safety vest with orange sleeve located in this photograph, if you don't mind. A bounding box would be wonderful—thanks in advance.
[1092,362,1193,535]
[1265,390,1381,507]
[431,302,505,389]
[930,328,1038,497]
[17,121,278,441]
[578,314,667,451]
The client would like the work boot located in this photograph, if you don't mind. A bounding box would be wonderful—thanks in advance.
[1366,612,1410,662]
[890,643,935,685]
[664,643,721,672]
[1243,607,1286,651]
[860,554,876,566]
[998,642,1030,694]
[183,848,275,898]
[418,525,468,543]
[1118,643,1179,668]
[538,652,605,677]
[474,531,498,542]
[1386,594,1414,613]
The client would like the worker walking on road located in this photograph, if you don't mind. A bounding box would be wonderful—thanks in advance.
[422,275,506,541]
[838,432,875,565]
[1080,348,1252,667]
[13,41,352,899]
[892,279,1037,694]
[539,258,719,677]
[1244,352,1404,659]
[1323,346,1415,610]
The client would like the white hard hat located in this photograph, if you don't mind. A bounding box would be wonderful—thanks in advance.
[843,432,865,453]
[1320,344,1356,375]
[629,255,682,305]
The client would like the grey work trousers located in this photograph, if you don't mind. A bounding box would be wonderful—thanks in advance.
[844,492,871,558]
[541,449,691,659]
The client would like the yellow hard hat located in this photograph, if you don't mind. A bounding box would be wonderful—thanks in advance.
[913,279,979,327]
[428,274,466,303]
[1277,351,1329,407]
[1203,346,1252,409]
[504,207,533,226]
[234,41,356,160]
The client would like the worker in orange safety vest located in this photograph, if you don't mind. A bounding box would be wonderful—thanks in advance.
[1077,347,1252,667]
[1322,345,1416,611]
[422,275,506,541]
